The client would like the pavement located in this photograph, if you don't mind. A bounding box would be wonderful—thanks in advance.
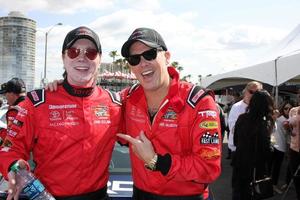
[210,142,297,200]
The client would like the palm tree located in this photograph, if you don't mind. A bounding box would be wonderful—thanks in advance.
[198,75,202,86]
[109,50,118,63]
[171,61,183,72]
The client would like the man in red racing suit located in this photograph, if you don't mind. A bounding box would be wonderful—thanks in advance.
[0,80,122,197]
[121,67,221,198]
[0,26,122,200]
[118,27,221,199]
[0,77,26,147]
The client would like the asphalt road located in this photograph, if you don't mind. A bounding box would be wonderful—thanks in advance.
[210,142,297,200]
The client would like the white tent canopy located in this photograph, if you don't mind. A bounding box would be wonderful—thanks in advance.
[202,24,300,90]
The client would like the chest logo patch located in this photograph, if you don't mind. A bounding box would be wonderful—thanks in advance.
[94,106,110,117]
[162,109,177,120]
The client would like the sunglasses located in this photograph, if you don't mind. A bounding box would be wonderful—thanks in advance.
[66,47,98,60]
[126,48,162,66]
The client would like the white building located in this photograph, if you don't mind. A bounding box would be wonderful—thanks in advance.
[0,11,36,91]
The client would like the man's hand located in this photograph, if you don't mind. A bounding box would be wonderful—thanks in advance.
[117,131,156,164]
[6,160,28,200]
[45,79,63,92]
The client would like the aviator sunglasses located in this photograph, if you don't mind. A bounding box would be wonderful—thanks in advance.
[126,48,163,66]
[66,47,98,60]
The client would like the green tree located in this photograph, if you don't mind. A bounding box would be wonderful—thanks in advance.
[109,50,119,63]
[171,61,183,72]
[197,74,202,86]
[181,74,192,82]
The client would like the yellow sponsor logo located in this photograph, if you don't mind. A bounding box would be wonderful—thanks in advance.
[199,121,218,129]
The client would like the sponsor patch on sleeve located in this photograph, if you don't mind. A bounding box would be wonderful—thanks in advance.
[200,132,219,145]
[7,129,18,137]
[198,110,217,118]
[27,89,45,107]
[199,147,220,160]
[199,120,218,129]
[12,119,24,127]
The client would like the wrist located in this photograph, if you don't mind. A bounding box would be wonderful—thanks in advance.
[145,154,158,171]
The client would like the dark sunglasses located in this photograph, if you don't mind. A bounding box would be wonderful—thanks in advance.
[66,47,98,60]
[126,48,162,66]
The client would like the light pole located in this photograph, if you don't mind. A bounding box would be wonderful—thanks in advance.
[42,22,63,86]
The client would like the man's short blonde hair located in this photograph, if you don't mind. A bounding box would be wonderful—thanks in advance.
[245,81,263,90]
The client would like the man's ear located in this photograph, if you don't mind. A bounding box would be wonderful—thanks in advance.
[165,51,171,65]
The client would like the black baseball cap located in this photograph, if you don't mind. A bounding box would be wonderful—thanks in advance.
[0,78,26,94]
[62,26,102,53]
[121,27,167,58]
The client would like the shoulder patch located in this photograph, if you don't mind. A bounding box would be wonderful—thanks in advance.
[106,90,122,106]
[187,85,214,108]
[27,89,45,107]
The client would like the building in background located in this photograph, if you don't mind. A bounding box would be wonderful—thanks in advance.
[0,11,36,91]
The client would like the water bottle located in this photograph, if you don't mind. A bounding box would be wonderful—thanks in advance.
[10,162,55,200]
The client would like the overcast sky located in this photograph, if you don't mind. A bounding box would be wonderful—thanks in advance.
[0,0,300,86]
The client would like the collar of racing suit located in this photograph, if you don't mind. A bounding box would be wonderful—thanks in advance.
[13,95,26,106]
[62,79,95,97]
[130,66,185,113]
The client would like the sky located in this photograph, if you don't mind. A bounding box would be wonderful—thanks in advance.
[0,0,300,86]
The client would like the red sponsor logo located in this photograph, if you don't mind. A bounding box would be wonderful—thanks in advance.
[199,147,220,160]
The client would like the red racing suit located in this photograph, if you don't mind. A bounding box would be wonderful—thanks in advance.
[0,96,25,146]
[121,67,221,196]
[0,80,122,197]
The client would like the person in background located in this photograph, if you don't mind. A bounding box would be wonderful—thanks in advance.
[224,91,241,159]
[0,98,3,108]
[117,27,221,200]
[287,101,300,200]
[227,81,263,157]
[0,26,122,200]
[270,101,293,194]
[216,102,226,141]
[232,90,275,200]
[0,78,26,147]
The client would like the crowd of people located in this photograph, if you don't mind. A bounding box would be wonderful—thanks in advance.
[223,83,300,200]
[0,25,299,200]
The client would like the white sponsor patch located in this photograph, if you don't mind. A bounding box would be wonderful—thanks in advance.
[49,104,77,109]
[198,110,217,118]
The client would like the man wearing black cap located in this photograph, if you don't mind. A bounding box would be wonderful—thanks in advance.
[0,26,121,200]
[0,78,26,146]
[118,28,221,200]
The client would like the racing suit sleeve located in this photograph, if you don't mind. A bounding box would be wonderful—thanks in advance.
[0,99,34,178]
[160,95,221,184]
[0,108,19,145]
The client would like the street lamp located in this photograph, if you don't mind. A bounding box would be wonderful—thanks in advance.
[42,22,63,86]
